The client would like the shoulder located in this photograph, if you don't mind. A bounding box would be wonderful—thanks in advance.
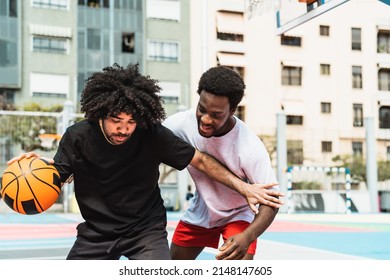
[234,118,269,155]
[163,109,195,129]
[63,119,97,141]
[235,118,261,142]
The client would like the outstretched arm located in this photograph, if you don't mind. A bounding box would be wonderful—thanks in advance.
[189,149,284,213]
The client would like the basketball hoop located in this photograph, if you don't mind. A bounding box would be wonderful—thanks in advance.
[298,0,317,3]
[246,0,281,19]
[38,134,61,150]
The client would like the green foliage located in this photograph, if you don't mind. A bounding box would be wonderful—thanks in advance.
[292,181,322,190]
[332,154,390,182]
[378,160,390,181]
[0,103,62,152]
[22,103,63,112]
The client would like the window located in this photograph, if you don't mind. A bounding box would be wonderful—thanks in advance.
[33,36,68,54]
[0,39,17,66]
[30,73,69,98]
[378,29,390,53]
[158,81,180,104]
[9,0,16,16]
[217,52,245,69]
[353,103,363,127]
[351,27,361,50]
[352,66,362,89]
[78,0,110,8]
[379,106,390,129]
[1,0,17,16]
[387,146,390,161]
[319,25,329,36]
[146,0,180,21]
[378,68,390,91]
[122,33,135,53]
[147,40,179,62]
[216,11,244,41]
[217,33,244,42]
[158,81,180,116]
[320,64,330,75]
[287,140,303,165]
[321,141,332,153]
[321,102,331,113]
[0,89,15,109]
[352,141,363,157]
[228,66,245,79]
[286,115,303,125]
[280,35,302,46]
[77,72,86,93]
[87,28,101,50]
[32,0,69,10]
[282,65,302,86]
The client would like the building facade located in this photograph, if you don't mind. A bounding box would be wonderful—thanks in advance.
[189,0,390,170]
[77,0,144,111]
[1,0,78,109]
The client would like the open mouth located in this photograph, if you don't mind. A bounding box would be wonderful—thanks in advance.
[111,135,129,144]
[199,123,214,135]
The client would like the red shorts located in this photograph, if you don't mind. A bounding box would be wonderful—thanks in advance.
[172,220,257,255]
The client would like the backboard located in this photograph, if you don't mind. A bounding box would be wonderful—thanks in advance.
[246,0,390,35]
[275,0,350,35]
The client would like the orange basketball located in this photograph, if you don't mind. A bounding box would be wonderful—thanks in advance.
[1,157,61,215]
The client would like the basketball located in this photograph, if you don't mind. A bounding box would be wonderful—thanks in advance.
[1,157,61,215]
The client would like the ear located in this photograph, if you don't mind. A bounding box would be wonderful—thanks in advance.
[229,107,237,116]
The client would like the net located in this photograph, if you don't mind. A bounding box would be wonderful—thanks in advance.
[246,0,281,19]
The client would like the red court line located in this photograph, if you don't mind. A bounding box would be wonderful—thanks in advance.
[1,220,373,241]
[0,224,77,240]
[167,220,375,232]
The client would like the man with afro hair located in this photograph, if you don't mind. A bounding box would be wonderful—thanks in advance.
[164,66,283,260]
[8,63,278,260]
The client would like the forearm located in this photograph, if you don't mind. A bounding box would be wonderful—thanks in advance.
[189,149,247,194]
[244,205,279,243]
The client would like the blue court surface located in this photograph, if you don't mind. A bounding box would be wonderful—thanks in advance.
[0,210,389,260]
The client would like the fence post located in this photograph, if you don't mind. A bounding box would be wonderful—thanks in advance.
[345,168,352,214]
[59,100,75,213]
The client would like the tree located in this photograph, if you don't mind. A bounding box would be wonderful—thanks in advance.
[332,154,390,183]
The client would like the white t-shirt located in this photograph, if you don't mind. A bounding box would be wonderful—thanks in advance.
[163,109,278,228]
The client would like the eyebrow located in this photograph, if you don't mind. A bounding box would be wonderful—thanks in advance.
[199,105,224,114]
[110,115,135,121]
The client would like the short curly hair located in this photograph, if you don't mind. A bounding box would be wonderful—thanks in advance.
[80,63,166,128]
[197,66,245,109]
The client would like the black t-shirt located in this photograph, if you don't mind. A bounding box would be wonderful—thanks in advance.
[54,120,195,237]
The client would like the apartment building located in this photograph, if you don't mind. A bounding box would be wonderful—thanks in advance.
[144,0,191,117]
[189,0,390,170]
[0,0,77,109]
[77,0,144,111]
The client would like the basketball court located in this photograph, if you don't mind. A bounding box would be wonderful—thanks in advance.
[0,208,389,260]
[1,0,390,266]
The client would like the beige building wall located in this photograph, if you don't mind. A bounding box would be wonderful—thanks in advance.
[190,0,390,167]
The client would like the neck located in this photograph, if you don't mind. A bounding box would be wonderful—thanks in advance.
[215,116,236,137]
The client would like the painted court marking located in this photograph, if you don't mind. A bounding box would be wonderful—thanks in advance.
[0,212,389,260]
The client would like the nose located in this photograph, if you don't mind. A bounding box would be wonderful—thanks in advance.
[201,114,212,125]
[117,124,129,134]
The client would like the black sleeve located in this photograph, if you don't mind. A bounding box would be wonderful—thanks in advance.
[53,129,74,183]
[157,124,195,170]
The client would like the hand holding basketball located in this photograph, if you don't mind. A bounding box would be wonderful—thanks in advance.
[1,155,61,215]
